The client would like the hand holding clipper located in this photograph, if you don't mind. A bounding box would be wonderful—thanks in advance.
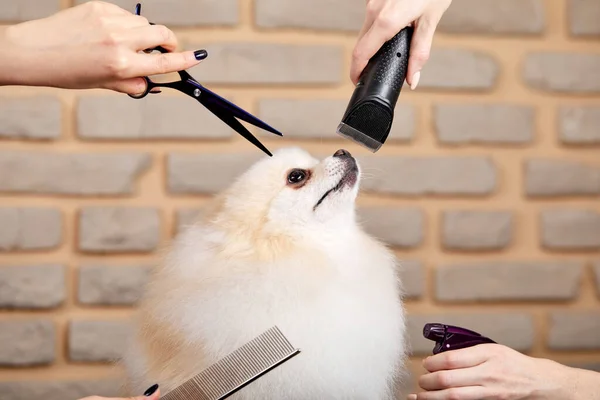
[337,26,413,152]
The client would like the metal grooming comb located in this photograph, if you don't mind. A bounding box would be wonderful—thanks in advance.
[160,326,301,400]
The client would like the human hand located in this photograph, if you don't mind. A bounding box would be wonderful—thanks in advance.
[351,0,452,89]
[1,1,206,94]
[79,383,160,400]
[408,344,575,400]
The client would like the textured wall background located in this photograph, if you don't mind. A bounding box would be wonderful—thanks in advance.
[0,0,599,398]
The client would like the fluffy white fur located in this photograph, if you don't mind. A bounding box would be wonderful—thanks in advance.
[121,147,407,399]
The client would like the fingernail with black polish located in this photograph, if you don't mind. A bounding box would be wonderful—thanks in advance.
[194,49,208,60]
[144,384,159,396]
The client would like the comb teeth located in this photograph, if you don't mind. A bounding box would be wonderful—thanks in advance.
[161,326,300,400]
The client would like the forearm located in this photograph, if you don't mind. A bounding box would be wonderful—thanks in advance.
[571,367,600,400]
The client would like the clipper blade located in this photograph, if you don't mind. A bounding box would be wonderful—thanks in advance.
[161,326,300,400]
[336,122,382,153]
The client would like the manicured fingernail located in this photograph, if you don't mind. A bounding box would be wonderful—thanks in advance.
[144,384,159,396]
[194,49,208,60]
[407,394,417,400]
[410,71,420,90]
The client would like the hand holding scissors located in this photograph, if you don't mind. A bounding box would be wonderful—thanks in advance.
[128,3,283,157]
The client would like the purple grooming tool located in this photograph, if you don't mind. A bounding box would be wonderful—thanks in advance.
[423,323,496,355]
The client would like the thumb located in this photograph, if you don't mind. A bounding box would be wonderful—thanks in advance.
[406,16,439,90]
[138,383,161,399]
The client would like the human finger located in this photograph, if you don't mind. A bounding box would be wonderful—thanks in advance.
[79,383,160,400]
[124,24,180,53]
[350,2,421,84]
[422,345,491,373]
[350,0,387,84]
[357,0,387,42]
[418,365,486,391]
[409,386,492,400]
[100,14,153,29]
[128,49,207,78]
[101,77,150,95]
[405,10,445,89]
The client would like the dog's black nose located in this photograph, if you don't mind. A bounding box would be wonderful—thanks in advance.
[333,149,351,157]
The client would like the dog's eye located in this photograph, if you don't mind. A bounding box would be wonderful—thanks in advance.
[287,169,307,185]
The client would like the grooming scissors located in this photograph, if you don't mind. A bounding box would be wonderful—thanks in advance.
[423,323,496,354]
[129,3,282,156]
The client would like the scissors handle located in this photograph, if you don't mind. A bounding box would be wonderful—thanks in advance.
[128,3,174,99]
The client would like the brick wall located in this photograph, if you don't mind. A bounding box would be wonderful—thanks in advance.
[0,0,599,398]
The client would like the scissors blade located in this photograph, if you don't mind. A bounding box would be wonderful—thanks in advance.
[190,81,283,137]
[204,101,274,157]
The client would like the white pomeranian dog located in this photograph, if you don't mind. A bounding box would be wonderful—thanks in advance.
[121,147,408,399]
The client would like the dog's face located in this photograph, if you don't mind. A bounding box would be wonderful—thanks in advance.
[221,147,361,238]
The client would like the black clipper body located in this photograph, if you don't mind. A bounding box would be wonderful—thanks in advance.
[337,26,413,152]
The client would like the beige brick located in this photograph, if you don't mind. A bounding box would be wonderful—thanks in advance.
[74,0,238,26]
[77,95,234,140]
[168,153,262,194]
[0,208,62,251]
[541,209,600,250]
[568,363,600,373]
[438,0,544,34]
[357,207,423,248]
[0,380,121,400]
[0,320,55,366]
[435,261,583,302]
[78,264,150,305]
[0,97,61,139]
[568,0,600,36]
[68,319,131,362]
[0,0,59,21]
[442,210,513,250]
[175,208,205,233]
[397,260,425,299]
[0,265,65,309]
[594,261,600,297]
[419,49,499,90]
[258,99,414,141]
[523,53,600,93]
[0,151,151,195]
[186,43,343,84]
[548,312,600,350]
[407,313,534,355]
[559,106,600,144]
[78,207,161,253]
[434,104,534,144]
[358,156,496,195]
[525,159,600,196]
[255,0,363,31]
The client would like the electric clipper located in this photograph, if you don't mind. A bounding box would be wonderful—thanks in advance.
[337,26,413,152]
[423,323,496,354]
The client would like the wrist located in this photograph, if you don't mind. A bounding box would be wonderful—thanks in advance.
[0,26,21,85]
[0,24,36,86]
[570,367,600,400]
[543,360,600,400]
